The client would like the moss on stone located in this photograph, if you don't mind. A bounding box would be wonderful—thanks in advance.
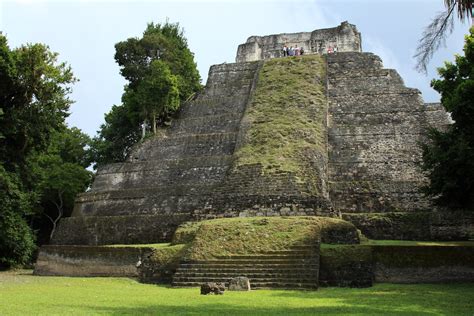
[138,244,188,284]
[184,216,358,261]
[342,212,432,240]
[233,55,327,192]
[320,244,373,267]
[373,245,474,268]
[171,222,203,245]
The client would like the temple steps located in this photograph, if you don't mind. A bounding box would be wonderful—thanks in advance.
[178,96,248,117]
[172,248,319,290]
[130,132,238,161]
[98,156,233,174]
[173,281,318,290]
[170,113,243,135]
[91,164,230,191]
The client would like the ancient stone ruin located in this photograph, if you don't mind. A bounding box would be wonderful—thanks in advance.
[236,21,362,62]
[49,21,449,247]
[35,22,473,284]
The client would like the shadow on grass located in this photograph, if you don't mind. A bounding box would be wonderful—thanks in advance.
[266,283,474,315]
[59,303,435,316]
[57,284,474,315]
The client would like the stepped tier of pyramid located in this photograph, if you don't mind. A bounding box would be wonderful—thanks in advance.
[50,22,449,248]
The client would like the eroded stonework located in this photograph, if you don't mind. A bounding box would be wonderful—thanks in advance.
[236,21,362,62]
[52,23,451,246]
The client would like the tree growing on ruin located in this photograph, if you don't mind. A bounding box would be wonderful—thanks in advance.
[421,26,474,209]
[415,0,473,73]
[91,21,201,166]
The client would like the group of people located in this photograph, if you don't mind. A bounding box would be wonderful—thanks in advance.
[282,44,339,56]
[327,45,338,54]
[282,45,304,57]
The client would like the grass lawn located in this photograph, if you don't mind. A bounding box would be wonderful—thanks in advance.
[1,270,473,315]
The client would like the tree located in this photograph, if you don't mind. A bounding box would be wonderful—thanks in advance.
[0,34,87,266]
[90,103,141,165]
[91,21,201,166]
[29,128,93,240]
[0,36,76,172]
[114,21,201,100]
[421,26,474,209]
[0,166,36,268]
[122,60,180,134]
[415,0,473,73]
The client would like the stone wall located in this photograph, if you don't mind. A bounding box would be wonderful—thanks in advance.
[373,245,474,283]
[34,245,147,277]
[236,21,361,63]
[52,214,191,245]
[320,243,474,286]
[326,52,451,213]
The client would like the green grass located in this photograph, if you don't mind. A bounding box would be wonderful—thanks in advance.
[362,240,474,247]
[234,55,327,192]
[103,243,172,248]
[1,270,473,315]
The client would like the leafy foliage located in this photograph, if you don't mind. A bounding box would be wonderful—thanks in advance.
[0,34,90,266]
[415,0,473,73]
[0,166,36,268]
[92,21,201,166]
[0,36,76,171]
[122,60,180,134]
[29,128,93,240]
[421,27,474,209]
[90,104,141,165]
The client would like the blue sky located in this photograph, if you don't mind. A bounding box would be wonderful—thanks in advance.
[0,0,469,137]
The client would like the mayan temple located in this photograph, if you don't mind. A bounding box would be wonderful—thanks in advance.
[36,22,469,282]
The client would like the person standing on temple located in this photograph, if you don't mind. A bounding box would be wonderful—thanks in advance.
[289,46,294,56]
[282,45,288,57]
[295,46,300,56]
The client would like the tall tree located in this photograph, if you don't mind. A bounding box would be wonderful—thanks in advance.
[92,21,201,167]
[421,26,474,209]
[115,21,201,100]
[0,37,76,171]
[0,34,88,267]
[415,0,473,73]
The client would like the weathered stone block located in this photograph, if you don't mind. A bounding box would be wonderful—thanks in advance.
[200,282,225,295]
[228,276,251,291]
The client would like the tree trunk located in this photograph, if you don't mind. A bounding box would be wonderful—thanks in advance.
[141,120,147,140]
[152,114,157,134]
[46,191,64,241]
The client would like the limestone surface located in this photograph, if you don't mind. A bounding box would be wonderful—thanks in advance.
[51,23,450,247]
[228,277,251,291]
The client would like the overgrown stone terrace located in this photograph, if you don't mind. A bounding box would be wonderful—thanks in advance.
[35,23,474,286]
[54,55,338,246]
[57,51,450,245]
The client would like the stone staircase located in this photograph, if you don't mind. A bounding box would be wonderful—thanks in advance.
[172,245,319,289]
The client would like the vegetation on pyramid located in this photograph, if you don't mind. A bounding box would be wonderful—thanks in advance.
[235,55,327,193]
